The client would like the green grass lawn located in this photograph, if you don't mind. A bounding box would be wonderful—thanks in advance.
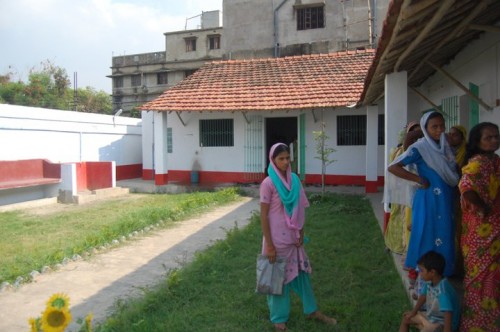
[96,193,410,332]
[0,188,240,285]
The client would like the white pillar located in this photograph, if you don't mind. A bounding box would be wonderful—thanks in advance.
[153,111,169,185]
[384,71,408,221]
[384,71,408,168]
[365,105,378,192]
[141,111,154,180]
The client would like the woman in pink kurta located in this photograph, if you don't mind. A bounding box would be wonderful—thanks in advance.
[458,122,499,332]
[260,143,336,331]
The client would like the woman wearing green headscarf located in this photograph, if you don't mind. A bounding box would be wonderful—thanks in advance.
[260,143,336,331]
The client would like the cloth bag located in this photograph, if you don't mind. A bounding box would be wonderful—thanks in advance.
[255,254,286,295]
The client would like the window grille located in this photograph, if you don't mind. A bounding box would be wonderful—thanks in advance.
[441,95,459,130]
[157,72,168,85]
[199,119,234,147]
[131,75,141,87]
[378,114,385,145]
[337,115,366,146]
[185,38,197,52]
[114,77,123,88]
[297,6,324,30]
[208,35,221,50]
[167,127,173,153]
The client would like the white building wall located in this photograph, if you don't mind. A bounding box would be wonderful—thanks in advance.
[162,108,385,178]
[167,111,247,172]
[413,31,500,127]
[0,105,142,165]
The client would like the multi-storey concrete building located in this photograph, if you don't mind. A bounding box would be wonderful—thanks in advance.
[109,1,388,112]
[223,0,388,59]
[108,10,223,112]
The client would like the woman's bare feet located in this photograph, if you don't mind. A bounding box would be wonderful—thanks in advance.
[307,311,337,325]
[273,322,287,331]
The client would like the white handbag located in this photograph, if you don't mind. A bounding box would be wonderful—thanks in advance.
[255,255,286,295]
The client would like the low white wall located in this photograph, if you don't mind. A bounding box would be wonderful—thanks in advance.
[0,105,142,165]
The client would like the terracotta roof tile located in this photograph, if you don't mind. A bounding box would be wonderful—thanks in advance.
[141,49,375,112]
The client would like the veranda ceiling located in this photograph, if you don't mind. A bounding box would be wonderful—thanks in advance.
[360,0,500,106]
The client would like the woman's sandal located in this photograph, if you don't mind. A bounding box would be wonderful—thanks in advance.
[306,311,337,325]
[273,323,287,331]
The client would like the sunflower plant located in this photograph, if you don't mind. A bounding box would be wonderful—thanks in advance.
[28,293,93,332]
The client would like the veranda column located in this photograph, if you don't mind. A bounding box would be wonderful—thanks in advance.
[141,111,154,180]
[365,105,379,193]
[153,111,169,185]
[383,71,408,229]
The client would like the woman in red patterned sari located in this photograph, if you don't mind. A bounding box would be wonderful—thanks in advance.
[459,122,499,332]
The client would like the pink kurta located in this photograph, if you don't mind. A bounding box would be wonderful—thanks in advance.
[260,176,312,284]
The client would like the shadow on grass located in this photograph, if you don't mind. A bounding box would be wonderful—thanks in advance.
[92,193,409,332]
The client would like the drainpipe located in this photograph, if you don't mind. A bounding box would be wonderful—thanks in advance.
[274,0,289,57]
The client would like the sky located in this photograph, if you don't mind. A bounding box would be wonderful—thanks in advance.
[0,0,222,93]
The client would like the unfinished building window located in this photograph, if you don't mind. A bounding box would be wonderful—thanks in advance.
[184,69,197,78]
[131,74,141,87]
[337,115,366,146]
[199,119,234,147]
[114,77,123,88]
[297,5,324,30]
[157,72,168,85]
[208,35,221,50]
[185,37,197,52]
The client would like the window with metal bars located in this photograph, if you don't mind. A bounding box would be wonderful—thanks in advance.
[378,114,385,145]
[337,115,366,146]
[157,72,168,85]
[208,35,221,50]
[199,119,234,147]
[131,74,141,87]
[297,6,324,30]
[114,77,123,88]
[185,37,197,52]
[167,127,173,153]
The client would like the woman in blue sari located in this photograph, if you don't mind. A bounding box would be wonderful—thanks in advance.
[388,111,459,276]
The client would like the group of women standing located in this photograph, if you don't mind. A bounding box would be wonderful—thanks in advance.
[258,111,497,331]
[385,111,499,331]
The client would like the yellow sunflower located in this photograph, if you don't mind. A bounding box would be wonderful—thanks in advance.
[462,161,480,175]
[28,317,39,332]
[46,293,70,310]
[41,307,72,332]
[480,297,498,310]
[477,223,493,238]
[491,239,500,256]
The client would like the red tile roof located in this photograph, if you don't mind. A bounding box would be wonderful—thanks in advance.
[140,49,375,112]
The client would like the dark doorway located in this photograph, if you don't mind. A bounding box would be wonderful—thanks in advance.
[265,117,298,172]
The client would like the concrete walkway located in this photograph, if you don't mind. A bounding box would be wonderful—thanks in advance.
[0,184,410,331]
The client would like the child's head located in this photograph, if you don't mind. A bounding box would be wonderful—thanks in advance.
[417,251,445,279]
